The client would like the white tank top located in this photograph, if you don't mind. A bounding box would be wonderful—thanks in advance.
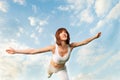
[52,44,71,64]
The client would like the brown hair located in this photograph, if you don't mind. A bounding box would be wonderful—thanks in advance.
[55,28,70,45]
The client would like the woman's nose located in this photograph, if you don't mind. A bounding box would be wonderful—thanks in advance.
[61,31,67,36]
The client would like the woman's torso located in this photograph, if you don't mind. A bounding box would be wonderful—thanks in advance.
[50,44,72,69]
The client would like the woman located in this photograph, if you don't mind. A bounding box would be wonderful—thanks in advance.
[6,28,101,80]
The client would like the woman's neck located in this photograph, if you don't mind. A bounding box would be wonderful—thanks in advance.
[60,41,68,48]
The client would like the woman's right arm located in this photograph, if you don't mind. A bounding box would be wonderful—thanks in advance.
[6,45,55,55]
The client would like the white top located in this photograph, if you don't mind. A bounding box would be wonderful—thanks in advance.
[52,44,71,64]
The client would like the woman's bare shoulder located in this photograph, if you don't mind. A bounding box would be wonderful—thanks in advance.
[50,44,56,54]
[69,42,75,47]
[50,44,55,49]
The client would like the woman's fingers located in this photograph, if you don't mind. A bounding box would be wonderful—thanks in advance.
[6,48,15,54]
[96,32,101,38]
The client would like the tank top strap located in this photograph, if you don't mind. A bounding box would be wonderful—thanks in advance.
[67,45,71,54]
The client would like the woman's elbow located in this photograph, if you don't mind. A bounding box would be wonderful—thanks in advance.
[28,49,36,54]
[82,41,89,45]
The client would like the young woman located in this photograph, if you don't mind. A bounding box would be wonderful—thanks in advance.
[6,28,101,80]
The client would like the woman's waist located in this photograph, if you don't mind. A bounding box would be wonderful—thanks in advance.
[50,59,65,69]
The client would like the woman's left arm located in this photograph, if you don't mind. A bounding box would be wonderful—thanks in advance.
[70,32,101,48]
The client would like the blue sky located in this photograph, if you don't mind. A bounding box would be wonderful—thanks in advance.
[0,0,120,80]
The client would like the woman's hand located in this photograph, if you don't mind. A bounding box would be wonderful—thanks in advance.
[95,32,101,38]
[6,47,16,54]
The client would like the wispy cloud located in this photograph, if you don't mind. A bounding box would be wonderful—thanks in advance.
[0,37,29,80]
[0,16,6,25]
[36,26,43,33]
[0,57,22,80]
[80,9,94,23]
[28,17,36,26]
[13,0,26,5]
[16,27,24,37]
[32,5,37,13]
[28,16,48,27]
[90,2,120,34]
[90,20,106,34]
[92,51,120,75]
[76,42,105,67]
[106,1,120,20]
[67,0,86,11]
[39,19,48,26]
[74,45,120,80]
[0,1,8,13]
[57,5,73,11]
[28,16,48,43]
[72,73,94,80]
[95,0,114,17]
[30,32,40,44]
[0,36,51,80]
[59,0,95,26]
[28,16,49,44]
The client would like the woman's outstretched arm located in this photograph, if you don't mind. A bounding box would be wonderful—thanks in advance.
[6,45,55,54]
[70,32,101,48]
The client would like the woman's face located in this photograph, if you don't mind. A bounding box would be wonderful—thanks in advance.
[59,30,68,41]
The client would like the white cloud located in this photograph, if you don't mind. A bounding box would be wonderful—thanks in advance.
[28,16,48,44]
[80,9,94,23]
[75,46,120,80]
[39,20,48,26]
[30,33,36,38]
[57,5,73,11]
[13,0,26,5]
[103,76,120,80]
[0,38,29,56]
[28,16,48,27]
[61,0,95,26]
[28,16,48,42]
[76,42,105,67]
[66,0,94,12]
[23,54,51,69]
[0,36,51,80]
[90,2,120,34]
[0,37,29,80]
[90,20,106,34]
[72,73,94,80]
[30,32,40,44]
[16,27,24,37]
[95,0,114,17]
[0,57,22,80]
[16,32,21,37]
[67,0,86,11]
[92,51,120,75]
[0,1,8,13]
[106,2,120,20]
[19,27,24,33]
[28,17,36,26]
[36,26,43,33]
[87,0,94,7]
